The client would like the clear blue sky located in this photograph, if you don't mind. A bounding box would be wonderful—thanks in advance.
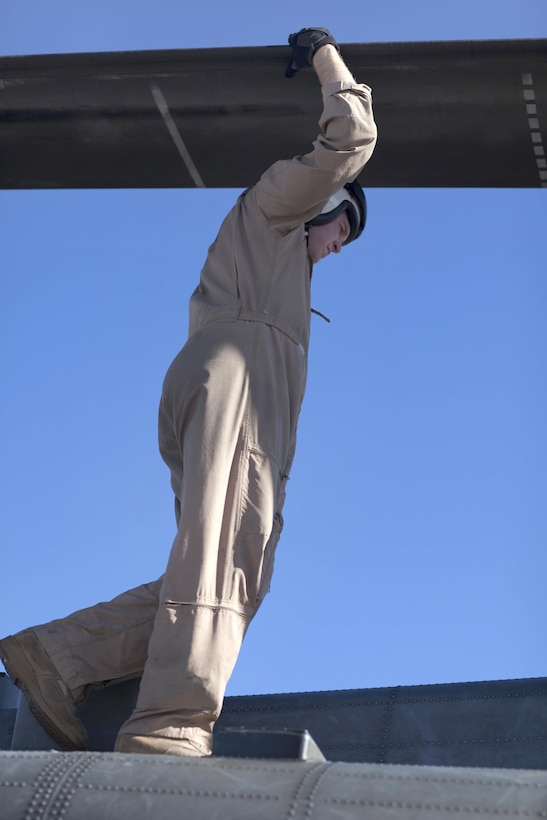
[1,1,546,698]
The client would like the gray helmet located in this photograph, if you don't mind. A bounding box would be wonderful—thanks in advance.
[308,179,367,245]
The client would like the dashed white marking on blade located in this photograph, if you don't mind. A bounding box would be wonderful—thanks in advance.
[522,73,547,188]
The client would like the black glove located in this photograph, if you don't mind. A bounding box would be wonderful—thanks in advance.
[285,27,340,78]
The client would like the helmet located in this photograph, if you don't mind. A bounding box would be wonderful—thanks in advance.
[308,179,367,245]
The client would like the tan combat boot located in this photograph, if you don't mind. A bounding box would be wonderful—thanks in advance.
[0,629,87,750]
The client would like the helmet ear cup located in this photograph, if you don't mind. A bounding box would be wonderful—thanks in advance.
[308,181,367,245]
[344,180,367,243]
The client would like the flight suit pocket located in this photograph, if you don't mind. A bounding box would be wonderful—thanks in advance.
[234,446,284,608]
[238,447,278,535]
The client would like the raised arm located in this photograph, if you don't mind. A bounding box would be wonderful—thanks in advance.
[312,43,356,86]
[252,29,377,231]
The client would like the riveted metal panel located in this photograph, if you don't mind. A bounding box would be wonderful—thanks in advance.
[3,673,546,768]
[1,751,547,820]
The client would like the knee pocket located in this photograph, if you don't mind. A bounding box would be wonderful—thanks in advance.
[233,446,287,607]
[231,515,283,609]
[237,447,280,535]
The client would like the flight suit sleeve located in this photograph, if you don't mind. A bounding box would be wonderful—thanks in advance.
[250,80,377,232]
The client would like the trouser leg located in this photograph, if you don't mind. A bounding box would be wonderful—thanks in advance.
[32,579,162,701]
[117,323,301,749]
[118,605,249,747]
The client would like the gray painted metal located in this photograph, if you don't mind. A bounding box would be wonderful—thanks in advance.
[1,39,546,190]
[0,674,18,751]
[3,673,546,770]
[216,678,547,769]
[214,727,326,761]
[1,751,546,819]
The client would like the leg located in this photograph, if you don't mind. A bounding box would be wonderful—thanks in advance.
[116,322,303,754]
[0,579,161,749]
[34,579,162,697]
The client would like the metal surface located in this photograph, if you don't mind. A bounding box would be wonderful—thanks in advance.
[1,39,546,190]
[213,727,326,761]
[3,673,546,770]
[2,674,546,817]
[1,751,546,820]
[0,675,18,751]
[217,678,547,769]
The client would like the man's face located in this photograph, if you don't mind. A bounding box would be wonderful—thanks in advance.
[307,210,351,264]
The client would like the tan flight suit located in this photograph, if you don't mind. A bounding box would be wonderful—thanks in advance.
[32,80,377,753]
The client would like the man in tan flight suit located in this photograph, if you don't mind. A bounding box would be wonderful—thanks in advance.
[0,29,377,757]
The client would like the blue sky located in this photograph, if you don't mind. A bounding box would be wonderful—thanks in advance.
[1,1,546,699]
